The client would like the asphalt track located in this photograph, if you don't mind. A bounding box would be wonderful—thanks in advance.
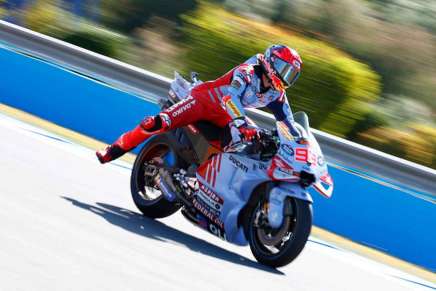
[0,112,434,291]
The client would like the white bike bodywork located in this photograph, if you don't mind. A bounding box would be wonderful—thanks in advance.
[168,72,334,245]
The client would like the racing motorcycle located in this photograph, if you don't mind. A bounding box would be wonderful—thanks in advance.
[130,72,334,268]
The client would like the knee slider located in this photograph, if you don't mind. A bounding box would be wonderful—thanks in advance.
[140,114,170,132]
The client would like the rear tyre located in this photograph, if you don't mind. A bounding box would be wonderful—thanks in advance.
[130,134,182,218]
[244,196,312,268]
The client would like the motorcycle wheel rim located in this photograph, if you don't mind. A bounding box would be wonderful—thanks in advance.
[136,144,173,202]
[251,199,297,256]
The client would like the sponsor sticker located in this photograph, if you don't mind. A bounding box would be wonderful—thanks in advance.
[229,155,248,172]
[208,223,226,240]
[308,151,317,165]
[280,144,294,157]
[167,96,197,118]
[199,183,224,204]
[197,214,226,240]
[193,198,224,229]
[273,167,295,180]
[231,79,242,89]
[318,156,325,166]
[195,197,221,217]
[279,145,295,163]
[196,182,224,216]
[226,100,243,118]
[295,148,308,162]
[253,162,268,171]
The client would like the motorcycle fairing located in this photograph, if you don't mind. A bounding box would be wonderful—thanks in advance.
[313,172,334,198]
[196,151,315,246]
[169,73,333,245]
[275,120,334,199]
[196,152,271,245]
[268,182,312,228]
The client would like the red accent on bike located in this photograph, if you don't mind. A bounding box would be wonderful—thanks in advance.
[313,183,333,198]
[295,148,308,162]
[320,173,333,185]
[267,155,297,181]
[206,163,212,184]
[211,154,222,187]
[211,155,216,170]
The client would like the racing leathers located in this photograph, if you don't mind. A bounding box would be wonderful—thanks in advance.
[96,54,303,164]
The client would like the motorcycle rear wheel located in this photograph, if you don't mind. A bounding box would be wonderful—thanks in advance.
[130,134,182,218]
[244,197,312,268]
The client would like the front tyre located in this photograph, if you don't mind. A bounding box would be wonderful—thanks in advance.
[130,134,182,219]
[245,197,312,268]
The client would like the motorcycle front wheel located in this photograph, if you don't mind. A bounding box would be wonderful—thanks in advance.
[130,134,182,218]
[244,197,312,268]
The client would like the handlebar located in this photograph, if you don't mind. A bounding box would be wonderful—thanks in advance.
[225,128,279,161]
[258,128,278,141]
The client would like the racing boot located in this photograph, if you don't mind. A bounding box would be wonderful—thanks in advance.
[96,114,170,164]
[96,143,126,164]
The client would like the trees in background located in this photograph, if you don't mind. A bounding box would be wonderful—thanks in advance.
[100,0,197,33]
[225,0,436,111]
[222,0,436,167]
[3,0,435,167]
[366,0,436,33]
[182,3,381,137]
[0,1,4,17]
[20,0,129,58]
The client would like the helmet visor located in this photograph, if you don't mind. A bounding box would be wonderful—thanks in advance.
[273,57,300,87]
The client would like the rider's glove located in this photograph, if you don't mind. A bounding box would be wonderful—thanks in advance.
[239,126,258,141]
[230,118,259,143]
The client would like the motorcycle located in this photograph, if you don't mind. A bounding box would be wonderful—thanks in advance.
[130,72,334,268]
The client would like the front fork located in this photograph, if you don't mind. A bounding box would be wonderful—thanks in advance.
[267,183,313,228]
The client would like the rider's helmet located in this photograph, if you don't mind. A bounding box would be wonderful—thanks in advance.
[261,44,302,91]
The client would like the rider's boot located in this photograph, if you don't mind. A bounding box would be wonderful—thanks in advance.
[96,143,127,164]
[96,114,170,164]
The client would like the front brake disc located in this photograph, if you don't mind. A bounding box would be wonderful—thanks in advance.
[256,216,291,246]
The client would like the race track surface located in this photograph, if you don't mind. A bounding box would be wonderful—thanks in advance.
[0,112,434,291]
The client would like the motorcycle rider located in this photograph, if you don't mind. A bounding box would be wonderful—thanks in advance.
[96,44,305,164]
